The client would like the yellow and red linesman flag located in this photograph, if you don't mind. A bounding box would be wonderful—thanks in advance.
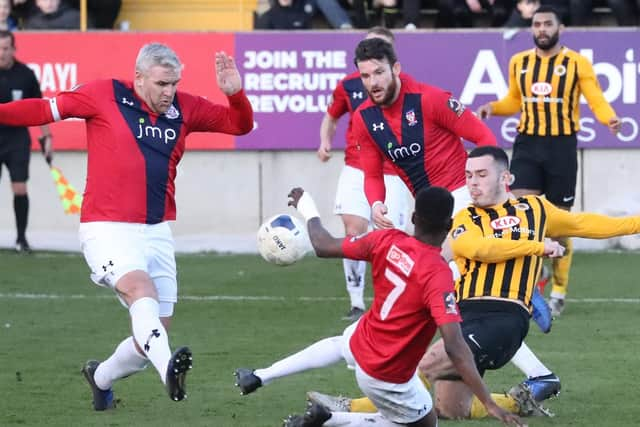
[50,166,82,215]
[39,136,82,215]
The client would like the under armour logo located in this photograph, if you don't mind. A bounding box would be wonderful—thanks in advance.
[101,260,114,272]
[144,329,161,352]
[372,122,384,131]
[352,91,363,99]
[121,97,134,106]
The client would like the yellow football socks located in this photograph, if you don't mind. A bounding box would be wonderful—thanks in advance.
[470,394,519,418]
[551,237,572,298]
[350,397,377,413]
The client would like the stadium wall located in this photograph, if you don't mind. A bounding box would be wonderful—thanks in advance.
[0,30,638,252]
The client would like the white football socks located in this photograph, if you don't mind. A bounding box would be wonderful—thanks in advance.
[343,258,366,310]
[94,336,149,390]
[254,336,344,385]
[129,297,172,384]
[510,341,553,378]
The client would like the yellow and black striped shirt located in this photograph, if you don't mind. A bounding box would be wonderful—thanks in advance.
[450,195,640,308]
[490,47,616,136]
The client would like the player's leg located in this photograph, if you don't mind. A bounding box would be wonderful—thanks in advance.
[236,335,345,395]
[334,165,371,320]
[294,368,438,427]
[420,303,541,418]
[543,135,578,316]
[7,140,30,252]
[510,342,561,401]
[79,222,189,404]
[382,173,411,231]
[236,320,359,395]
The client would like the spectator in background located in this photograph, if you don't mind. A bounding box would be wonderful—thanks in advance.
[23,0,85,30]
[66,0,122,29]
[504,0,540,27]
[0,0,17,30]
[255,0,352,30]
[570,0,635,26]
[437,0,511,27]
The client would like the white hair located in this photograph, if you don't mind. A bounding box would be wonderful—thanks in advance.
[135,43,182,74]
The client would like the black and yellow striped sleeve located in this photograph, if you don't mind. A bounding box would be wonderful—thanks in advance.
[576,54,617,126]
[491,54,523,116]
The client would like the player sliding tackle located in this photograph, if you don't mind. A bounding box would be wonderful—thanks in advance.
[237,185,524,427]
[236,147,640,425]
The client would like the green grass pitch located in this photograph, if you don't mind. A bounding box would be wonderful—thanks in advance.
[1,250,639,426]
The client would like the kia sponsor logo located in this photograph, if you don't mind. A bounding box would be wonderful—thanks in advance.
[490,216,520,230]
[531,82,552,96]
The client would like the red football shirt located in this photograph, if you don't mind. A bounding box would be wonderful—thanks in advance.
[0,79,253,223]
[343,229,462,383]
[327,71,397,175]
[352,75,496,205]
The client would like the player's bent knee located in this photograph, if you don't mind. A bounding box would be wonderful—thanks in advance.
[116,270,158,305]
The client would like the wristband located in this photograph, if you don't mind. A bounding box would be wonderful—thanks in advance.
[296,191,321,221]
[371,200,384,211]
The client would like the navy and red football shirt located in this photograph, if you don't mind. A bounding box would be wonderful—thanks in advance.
[342,228,461,383]
[327,71,396,175]
[0,79,253,224]
[351,75,496,205]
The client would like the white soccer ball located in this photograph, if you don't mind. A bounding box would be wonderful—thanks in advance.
[257,214,310,266]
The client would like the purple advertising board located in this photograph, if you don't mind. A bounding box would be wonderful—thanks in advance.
[236,29,639,150]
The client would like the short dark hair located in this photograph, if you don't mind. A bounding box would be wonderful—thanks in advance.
[414,187,453,233]
[0,30,15,47]
[366,26,395,43]
[354,38,397,67]
[533,5,562,24]
[468,146,510,171]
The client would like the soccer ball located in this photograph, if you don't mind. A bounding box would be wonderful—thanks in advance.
[257,214,310,266]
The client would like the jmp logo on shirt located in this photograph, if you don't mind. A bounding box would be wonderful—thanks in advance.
[386,141,422,163]
[136,118,177,144]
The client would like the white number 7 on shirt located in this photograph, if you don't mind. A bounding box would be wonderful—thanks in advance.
[380,268,407,320]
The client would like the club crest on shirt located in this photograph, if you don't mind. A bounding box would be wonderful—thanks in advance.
[490,216,520,230]
[443,291,458,315]
[386,244,414,277]
[405,109,418,126]
[447,97,466,117]
[165,104,180,119]
[554,64,567,76]
[452,224,466,239]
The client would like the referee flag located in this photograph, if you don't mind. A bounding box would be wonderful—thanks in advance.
[39,136,82,215]
[50,166,82,215]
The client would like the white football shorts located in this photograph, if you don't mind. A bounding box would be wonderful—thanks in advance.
[78,221,177,317]
[341,320,433,423]
[334,165,410,230]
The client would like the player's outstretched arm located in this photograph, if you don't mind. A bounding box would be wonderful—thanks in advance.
[288,188,344,258]
[215,51,242,96]
[0,98,56,127]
